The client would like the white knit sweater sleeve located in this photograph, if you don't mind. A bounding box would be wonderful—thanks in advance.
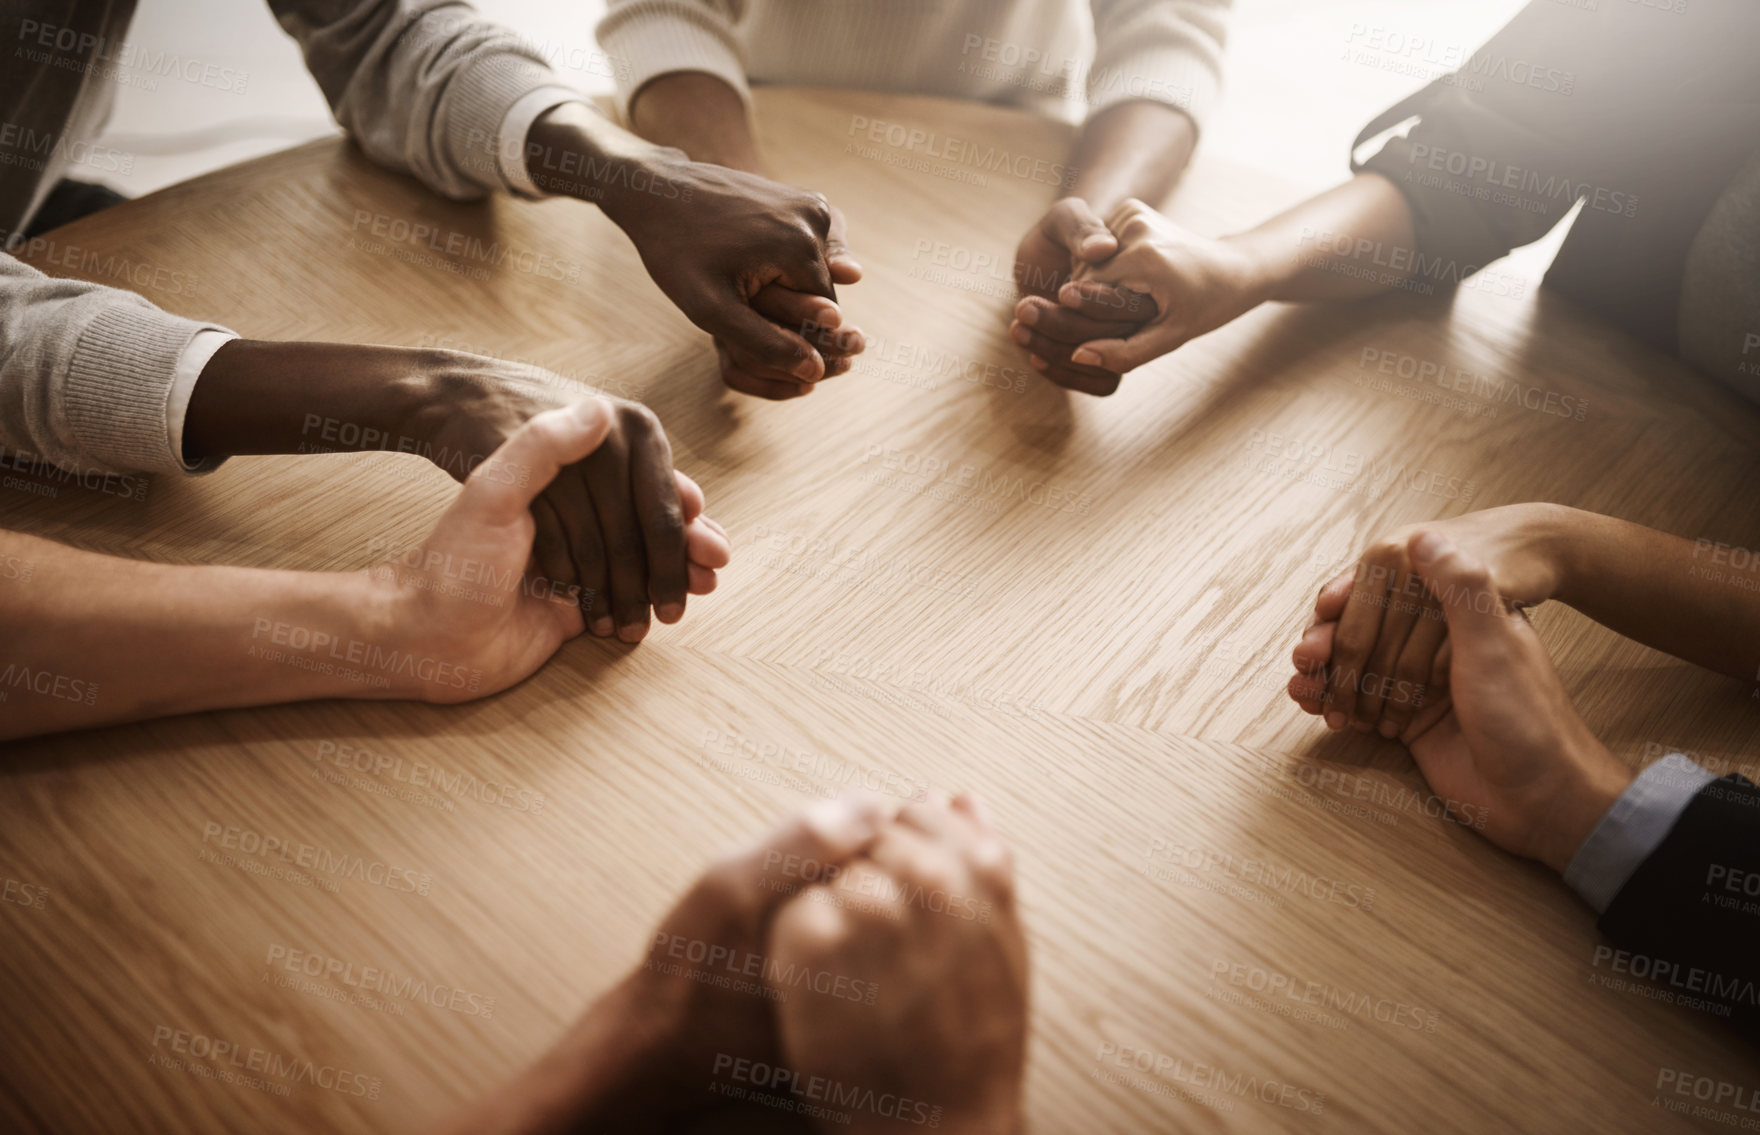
[269,0,583,200]
[596,0,751,121]
[1088,0,1232,130]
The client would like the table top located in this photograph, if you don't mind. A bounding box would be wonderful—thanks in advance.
[4,86,1759,1135]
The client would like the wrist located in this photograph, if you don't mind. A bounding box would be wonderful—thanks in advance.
[1219,229,1292,308]
[524,102,679,221]
[1535,747,1634,875]
[1533,503,1591,608]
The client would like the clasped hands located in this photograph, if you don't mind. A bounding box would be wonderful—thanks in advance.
[432,794,1027,1135]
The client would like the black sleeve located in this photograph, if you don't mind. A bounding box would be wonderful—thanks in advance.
[1598,774,1760,1040]
[1350,0,1746,285]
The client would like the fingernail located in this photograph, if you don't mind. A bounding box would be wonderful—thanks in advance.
[618,622,649,643]
[807,796,868,840]
[1017,303,1039,326]
[571,397,606,425]
[1071,348,1101,366]
[1324,712,1345,731]
[657,603,684,623]
[1378,721,1400,739]
[1009,322,1032,345]
[1029,355,1047,371]
[1410,531,1451,566]
[792,355,822,381]
[592,617,614,637]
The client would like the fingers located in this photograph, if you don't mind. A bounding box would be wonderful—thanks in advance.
[1324,555,1394,732]
[1379,602,1448,739]
[751,285,865,362]
[674,471,705,522]
[708,797,896,922]
[705,297,825,387]
[686,518,731,571]
[528,496,583,615]
[1315,569,1353,622]
[824,204,863,285]
[630,431,689,626]
[1043,197,1117,264]
[539,476,612,635]
[1409,531,1508,647]
[449,399,612,526]
[1056,280,1157,323]
[1010,320,1124,395]
[1355,572,1424,728]
[583,429,652,643]
[1015,296,1142,347]
[1289,622,1334,715]
[1068,323,1184,374]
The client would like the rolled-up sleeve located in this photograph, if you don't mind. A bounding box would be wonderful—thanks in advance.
[1088,0,1232,132]
[0,253,234,476]
[269,0,583,200]
[596,0,751,121]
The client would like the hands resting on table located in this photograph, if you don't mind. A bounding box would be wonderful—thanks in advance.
[0,397,727,740]
[429,793,1028,1135]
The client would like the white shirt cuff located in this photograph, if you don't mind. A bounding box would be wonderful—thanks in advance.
[1563,753,1715,914]
[167,329,239,473]
[497,88,592,197]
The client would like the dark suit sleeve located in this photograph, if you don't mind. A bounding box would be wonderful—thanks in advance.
[1349,0,1735,281]
[1598,774,1760,1039]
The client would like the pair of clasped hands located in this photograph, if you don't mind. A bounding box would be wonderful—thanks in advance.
[369,185,1188,691]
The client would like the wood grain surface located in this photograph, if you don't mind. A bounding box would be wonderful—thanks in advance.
[3,75,1759,1134]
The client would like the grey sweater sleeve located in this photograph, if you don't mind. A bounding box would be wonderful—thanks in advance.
[268,0,578,199]
[0,252,231,476]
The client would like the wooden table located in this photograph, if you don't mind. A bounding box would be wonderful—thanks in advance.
[4,86,1759,1135]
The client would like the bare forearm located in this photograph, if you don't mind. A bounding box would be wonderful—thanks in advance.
[626,72,764,174]
[1224,172,1419,303]
[428,982,670,1135]
[182,341,444,464]
[0,531,390,740]
[1068,101,1198,214]
[1550,510,1760,682]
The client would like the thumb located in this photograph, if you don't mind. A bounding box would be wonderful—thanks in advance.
[1408,530,1505,648]
[1070,322,1185,374]
[445,398,613,529]
[710,797,896,920]
[1047,197,1116,263]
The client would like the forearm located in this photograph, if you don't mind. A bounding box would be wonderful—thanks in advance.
[1068,101,1198,214]
[624,72,764,174]
[1223,172,1419,304]
[181,340,446,464]
[1549,510,1760,682]
[0,531,391,741]
[428,981,670,1135]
